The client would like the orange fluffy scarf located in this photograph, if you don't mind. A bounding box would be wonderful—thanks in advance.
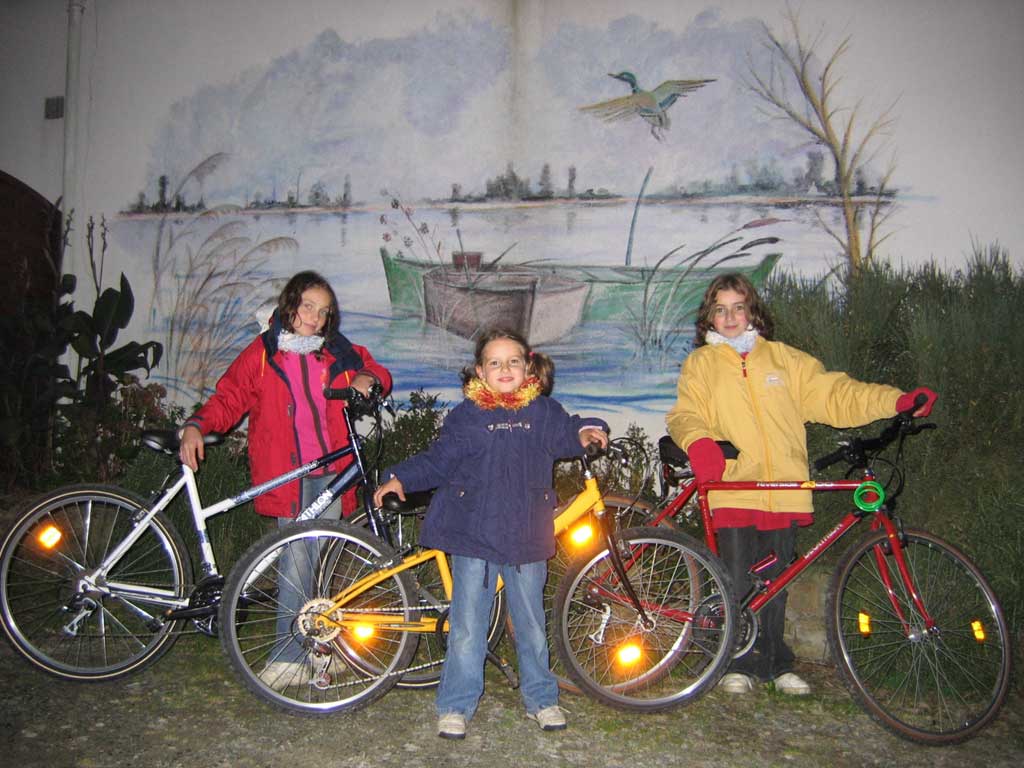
[464,376,542,411]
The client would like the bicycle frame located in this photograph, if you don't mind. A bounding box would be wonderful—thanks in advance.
[643,467,936,632]
[77,405,374,624]
[299,466,611,638]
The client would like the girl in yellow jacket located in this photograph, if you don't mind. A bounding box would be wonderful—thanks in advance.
[666,273,936,696]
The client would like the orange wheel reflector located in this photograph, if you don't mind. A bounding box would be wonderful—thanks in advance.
[617,642,642,665]
[570,524,594,547]
[971,620,986,642]
[857,611,872,637]
[37,525,62,550]
[353,624,375,640]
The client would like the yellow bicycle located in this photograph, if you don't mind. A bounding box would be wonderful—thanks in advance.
[218,439,737,714]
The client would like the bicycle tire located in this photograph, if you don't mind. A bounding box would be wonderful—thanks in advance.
[827,527,1012,745]
[219,520,418,715]
[553,527,736,712]
[0,485,192,681]
[506,494,657,694]
[347,508,507,688]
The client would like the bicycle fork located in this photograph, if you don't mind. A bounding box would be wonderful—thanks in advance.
[869,515,937,640]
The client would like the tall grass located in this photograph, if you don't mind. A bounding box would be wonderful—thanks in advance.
[765,244,1024,638]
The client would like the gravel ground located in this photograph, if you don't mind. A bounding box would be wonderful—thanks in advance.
[2,630,1021,768]
[1,489,1020,768]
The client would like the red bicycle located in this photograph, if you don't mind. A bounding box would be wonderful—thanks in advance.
[555,401,1011,745]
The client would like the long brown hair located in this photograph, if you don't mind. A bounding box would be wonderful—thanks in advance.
[460,327,554,394]
[694,273,774,346]
[276,270,340,340]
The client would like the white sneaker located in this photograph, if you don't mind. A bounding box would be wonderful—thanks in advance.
[438,712,467,740]
[718,672,756,693]
[527,705,567,731]
[773,672,811,695]
[258,660,305,690]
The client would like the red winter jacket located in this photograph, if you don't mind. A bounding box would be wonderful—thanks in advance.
[184,313,392,518]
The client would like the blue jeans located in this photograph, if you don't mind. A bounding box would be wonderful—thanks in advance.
[436,555,559,719]
[273,475,343,663]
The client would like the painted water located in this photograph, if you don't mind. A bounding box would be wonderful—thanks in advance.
[113,197,931,436]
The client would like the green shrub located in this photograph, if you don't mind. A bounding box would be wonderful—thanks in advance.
[363,389,447,476]
[765,244,1024,641]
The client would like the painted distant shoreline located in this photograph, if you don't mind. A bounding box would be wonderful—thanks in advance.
[116,192,893,220]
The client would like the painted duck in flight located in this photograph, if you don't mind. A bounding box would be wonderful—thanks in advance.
[579,71,715,141]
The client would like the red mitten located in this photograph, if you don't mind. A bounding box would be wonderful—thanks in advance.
[687,438,726,485]
[896,387,938,417]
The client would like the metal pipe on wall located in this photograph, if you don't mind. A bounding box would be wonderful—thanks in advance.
[61,0,86,278]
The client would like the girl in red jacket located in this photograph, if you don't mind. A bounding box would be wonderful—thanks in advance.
[179,270,391,685]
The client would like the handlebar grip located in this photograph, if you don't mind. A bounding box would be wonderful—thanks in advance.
[813,446,847,472]
[897,392,929,417]
[324,387,357,400]
[585,441,604,458]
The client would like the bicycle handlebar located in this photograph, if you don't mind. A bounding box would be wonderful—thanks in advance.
[812,398,936,472]
[324,382,392,418]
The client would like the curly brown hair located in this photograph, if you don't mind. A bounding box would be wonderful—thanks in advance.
[276,270,340,340]
[694,273,774,346]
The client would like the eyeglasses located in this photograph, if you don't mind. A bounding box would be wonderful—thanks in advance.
[483,357,526,371]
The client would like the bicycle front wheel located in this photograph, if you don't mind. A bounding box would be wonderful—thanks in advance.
[827,527,1012,745]
[0,485,191,680]
[530,493,657,694]
[553,528,735,712]
[347,508,507,689]
[219,520,418,715]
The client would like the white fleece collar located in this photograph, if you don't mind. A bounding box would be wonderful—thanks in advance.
[706,328,760,355]
[277,331,325,355]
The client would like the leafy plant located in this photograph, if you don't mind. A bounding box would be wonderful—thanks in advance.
[1,213,165,487]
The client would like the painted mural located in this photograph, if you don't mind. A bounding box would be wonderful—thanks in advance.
[111,6,905,436]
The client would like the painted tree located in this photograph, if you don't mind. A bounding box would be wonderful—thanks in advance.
[538,163,553,198]
[747,7,897,273]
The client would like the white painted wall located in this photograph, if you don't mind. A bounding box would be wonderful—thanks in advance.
[3,0,1022,437]
[4,0,1022,265]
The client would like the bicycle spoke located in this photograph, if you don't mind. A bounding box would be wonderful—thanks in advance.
[1,487,190,680]
[827,528,1011,745]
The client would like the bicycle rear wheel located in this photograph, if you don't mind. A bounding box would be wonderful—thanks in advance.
[827,527,1011,745]
[219,520,418,715]
[347,508,507,688]
[0,485,191,680]
[553,528,735,712]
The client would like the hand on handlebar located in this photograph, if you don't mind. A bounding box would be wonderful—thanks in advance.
[372,476,406,508]
[896,387,938,418]
[580,427,609,452]
[349,373,376,397]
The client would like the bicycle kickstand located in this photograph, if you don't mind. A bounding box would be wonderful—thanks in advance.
[486,650,519,689]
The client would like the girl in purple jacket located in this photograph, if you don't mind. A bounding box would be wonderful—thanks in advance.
[374,328,607,740]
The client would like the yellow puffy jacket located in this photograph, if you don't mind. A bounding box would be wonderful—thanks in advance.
[666,337,902,514]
